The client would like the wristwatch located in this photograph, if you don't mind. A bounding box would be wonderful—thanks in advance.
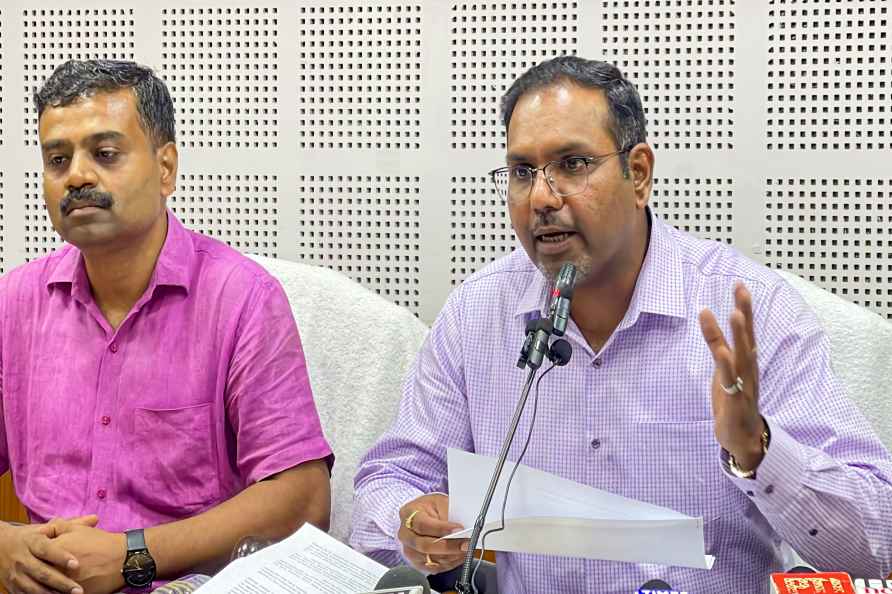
[122,529,156,590]
[725,421,771,480]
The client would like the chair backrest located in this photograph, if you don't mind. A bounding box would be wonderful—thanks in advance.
[247,255,429,543]
[775,269,892,450]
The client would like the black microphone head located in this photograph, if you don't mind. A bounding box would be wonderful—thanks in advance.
[556,262,577,299]
[374,566,431,594]
[548,339,572,366]
[639,579,673,591]
[787,565,817,573]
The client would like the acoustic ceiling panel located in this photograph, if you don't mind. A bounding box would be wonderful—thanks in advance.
[449,1,579,149]
[168,173,279,258]
[766,0,890,150]
[297,3,423,149]
[297,174,422,314]
[651,177,735,244]
[764,177,892,319]
[23,7,135,146]
[161,6,279,148]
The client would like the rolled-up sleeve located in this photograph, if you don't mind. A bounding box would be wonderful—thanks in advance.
[350,286,474,566]
[225,276,333,485]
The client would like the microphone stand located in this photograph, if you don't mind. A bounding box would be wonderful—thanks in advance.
[454,318,554,594]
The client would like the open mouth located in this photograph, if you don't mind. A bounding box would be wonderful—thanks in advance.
[535,231,576,243]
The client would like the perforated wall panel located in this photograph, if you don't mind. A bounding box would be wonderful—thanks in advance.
[297,175,422,314]
[766,0,890,150]
[1,1,890,323]
[168,174,279,258]
[161,7,279,149]
[23,171,62,261]
[22,8,135,146]
[450,175,515,286]
[651,177,735,244]
[449,2,579,149]
[602,0,736,150]
[298,4,422,150]
[764,178,892,318]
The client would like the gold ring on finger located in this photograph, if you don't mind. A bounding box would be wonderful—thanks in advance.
[405,509,420,531]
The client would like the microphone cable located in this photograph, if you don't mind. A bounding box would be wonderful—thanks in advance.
[471,362,557,592]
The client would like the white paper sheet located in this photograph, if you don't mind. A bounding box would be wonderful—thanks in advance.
[443,448,715,570]
[196,523,389,594]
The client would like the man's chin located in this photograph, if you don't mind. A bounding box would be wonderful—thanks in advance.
[536,257,591,285]
[59,223,118,250]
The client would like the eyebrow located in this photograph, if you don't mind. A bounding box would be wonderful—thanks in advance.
[41,131,127,153]
[506,141,593,164]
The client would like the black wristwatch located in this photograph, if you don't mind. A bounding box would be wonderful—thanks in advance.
[122,529,156,590]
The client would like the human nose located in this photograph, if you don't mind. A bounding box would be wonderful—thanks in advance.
[528,165,564,212]
[65,151,98,191]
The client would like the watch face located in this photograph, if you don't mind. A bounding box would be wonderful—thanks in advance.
[123,550,156,588]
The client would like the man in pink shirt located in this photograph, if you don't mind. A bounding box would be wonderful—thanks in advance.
[0,59,333,594]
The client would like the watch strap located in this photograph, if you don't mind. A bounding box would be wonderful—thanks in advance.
[126,529,147,552]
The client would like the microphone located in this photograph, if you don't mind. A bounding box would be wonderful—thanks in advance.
[356,566,430,594]
[770,571,855,594]
[547,263,577,336]
[638,580,688,594]
[547,338,572,366]
[457,268,577,593]
[517,262,577,369]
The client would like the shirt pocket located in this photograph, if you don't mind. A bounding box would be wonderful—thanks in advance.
[628,420,727,525]
[129,403,220,515]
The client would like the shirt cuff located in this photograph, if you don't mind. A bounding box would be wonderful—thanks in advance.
[720,417,808,516]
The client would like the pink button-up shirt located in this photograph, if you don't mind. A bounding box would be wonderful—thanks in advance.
[0,211,332,532]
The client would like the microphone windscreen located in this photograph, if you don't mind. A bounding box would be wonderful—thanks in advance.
[557,262,577,299]
[374,566,431,594]
[549,339,572,366]
[639,579,673,590]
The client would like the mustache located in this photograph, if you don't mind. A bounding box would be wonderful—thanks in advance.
[530,212,573,234]
[59,188,114,216]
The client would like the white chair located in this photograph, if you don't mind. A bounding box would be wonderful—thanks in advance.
[247,255,429,543]
[775,269,892,450]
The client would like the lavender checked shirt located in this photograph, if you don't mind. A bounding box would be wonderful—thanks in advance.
[351,213,892,594]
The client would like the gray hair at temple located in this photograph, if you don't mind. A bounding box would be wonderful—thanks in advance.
[500,56,647,173]
[33,59,176,147]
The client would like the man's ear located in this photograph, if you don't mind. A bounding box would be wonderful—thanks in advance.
[158,141,178,199]
[626,143,654,210]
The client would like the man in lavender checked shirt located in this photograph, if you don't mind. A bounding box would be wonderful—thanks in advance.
[351,56,892,593]
[0,60,333,594]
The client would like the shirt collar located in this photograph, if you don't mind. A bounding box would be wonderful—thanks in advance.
[46,209,194,298]
[512,208,687,322]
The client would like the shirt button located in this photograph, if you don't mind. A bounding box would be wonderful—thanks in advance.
[764,484,775,495]
[592,358,602,368]
[808,528,818,537]
[590,438,602,450]
[746,490,755,497]
[96,489,107,500]
[101,416,111,426]
[109,343,119,353]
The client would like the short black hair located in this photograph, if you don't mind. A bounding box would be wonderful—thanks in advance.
[501,56,647,170]
[33,59,176,147]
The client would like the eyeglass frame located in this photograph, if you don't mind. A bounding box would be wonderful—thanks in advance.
[488,147,632,204]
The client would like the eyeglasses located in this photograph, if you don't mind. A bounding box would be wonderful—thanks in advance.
[488,148,630,205]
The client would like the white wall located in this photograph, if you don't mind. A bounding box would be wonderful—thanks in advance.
[0,0,889,322]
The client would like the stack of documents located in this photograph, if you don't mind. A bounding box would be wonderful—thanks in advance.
[443,449,715,569]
